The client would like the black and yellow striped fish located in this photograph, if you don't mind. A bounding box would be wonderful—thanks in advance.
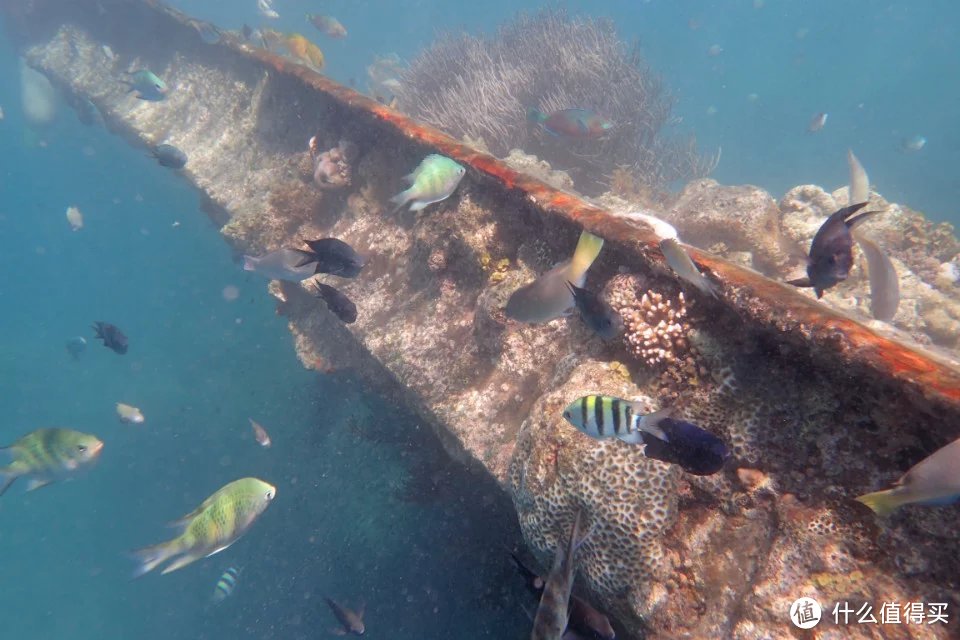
[0,428,104,496]
[212,566,241,603]
[562,395,731,476]
[561,395,670,445]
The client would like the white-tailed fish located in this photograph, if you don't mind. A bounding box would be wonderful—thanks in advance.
[505,231,604,323]
[249,418,271,448]
[900,135,926,153]
[243,248,318,283]
[856,437,960,516]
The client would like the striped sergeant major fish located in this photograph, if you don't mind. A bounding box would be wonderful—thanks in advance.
[212,566,242,604]
[0,428,104,496]
[531,510,589,640]
[562,395,730,476]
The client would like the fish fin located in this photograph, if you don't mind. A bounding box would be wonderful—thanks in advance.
[613,430,646,445]
[25,477,54,492]
[388,188,411,213]
[568,231,604,281]
[846,210,882,230]
[401,171,417,184]
[629,403,674,441]
[786,276,811,288]
[290,250,318,268]
[330,628,347,636]
[242,256,257,272]
[160,550,205,575]
[916,494,960,507]
[128,540,179,578]
[0,472,15,497]
[408,200,429,212]
[855,489,906,517]
[356,599,366,618]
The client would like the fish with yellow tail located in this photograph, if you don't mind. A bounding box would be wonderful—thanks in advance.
[506,230,604,323]
[856,437,960,517]
[0,428,104,496]
[531,510,589,640]
[129,477,276,577]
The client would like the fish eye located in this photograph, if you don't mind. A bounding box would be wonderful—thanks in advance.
[563,411,571,419]
[265,490,275,500]
[77,444,87,452]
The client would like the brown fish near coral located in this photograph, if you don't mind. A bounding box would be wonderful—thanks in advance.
[531,510,588,640]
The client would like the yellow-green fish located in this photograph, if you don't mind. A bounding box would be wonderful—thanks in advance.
[0,428,104,496]
[130,477,276,577]
[390,154,466,213]
[505,230,604,323]
[856,437,960,517]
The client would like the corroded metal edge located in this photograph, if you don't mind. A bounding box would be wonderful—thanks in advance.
[10,0,960,408]
[177,5,960,406]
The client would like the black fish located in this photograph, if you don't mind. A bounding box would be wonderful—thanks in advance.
[293,238,365,278]
[510,553,615,640]
[92,321,128,355]
[152,144,188,169]
[787,202,880,298]
[324,597,365,636]
[639,418,729,476]
[312,282,358,324]
[566,281,620,339]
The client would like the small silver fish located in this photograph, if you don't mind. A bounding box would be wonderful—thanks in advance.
[901,135,926,153]
[249,418,271,448]
[243,248,317,282]
[808,112,828,132]
[257,0,279,19]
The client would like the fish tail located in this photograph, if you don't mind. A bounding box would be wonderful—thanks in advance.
[526,107,547,124]
[568,231,604,282]
[242,256,257,272]
[0,466,17,497]
[128,537,183,578]
[855,489,905,517]
[389,188,412,213]
[632,404,674,442]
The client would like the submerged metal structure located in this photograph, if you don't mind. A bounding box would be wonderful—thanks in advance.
[5,1,959,637]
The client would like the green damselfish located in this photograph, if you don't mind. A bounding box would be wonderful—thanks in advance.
[130,477,276,577]
[0,428,104,496]
[390,154,466,213]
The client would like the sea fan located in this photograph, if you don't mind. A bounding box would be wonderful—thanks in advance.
[395,8,717,194]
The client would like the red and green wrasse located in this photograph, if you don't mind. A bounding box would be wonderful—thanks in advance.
[527,108,613,139]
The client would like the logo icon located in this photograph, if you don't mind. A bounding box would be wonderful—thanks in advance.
[790,597,823,629]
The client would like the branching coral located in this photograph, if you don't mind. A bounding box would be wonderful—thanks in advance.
[395,8,714,194]
[610,286,690,367]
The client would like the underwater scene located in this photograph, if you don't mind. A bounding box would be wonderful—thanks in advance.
[1,1,959,639]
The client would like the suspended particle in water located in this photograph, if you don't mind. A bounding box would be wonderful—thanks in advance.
[222,285,240,301]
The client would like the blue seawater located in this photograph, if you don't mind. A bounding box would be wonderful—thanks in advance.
[0,22,525,640]
[174,0,960,222]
